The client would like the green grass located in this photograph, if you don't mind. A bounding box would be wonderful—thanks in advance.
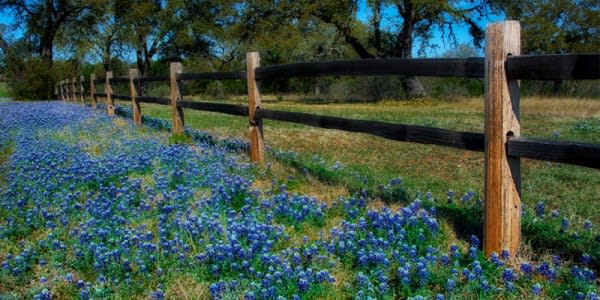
[119,97,600,226]
[0,82,10,98]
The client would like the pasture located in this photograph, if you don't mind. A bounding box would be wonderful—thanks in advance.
[0,101,598,299]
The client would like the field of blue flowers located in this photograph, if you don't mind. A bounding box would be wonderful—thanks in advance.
[0,101,598,299]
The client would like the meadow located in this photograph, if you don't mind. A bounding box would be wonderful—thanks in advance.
[127,96,600,223]
[0,100,599,299]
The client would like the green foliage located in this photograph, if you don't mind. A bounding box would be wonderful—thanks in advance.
[498,0,600,54]
[0,82,9,98]
[168,133,193,145]
[4,58,56,100]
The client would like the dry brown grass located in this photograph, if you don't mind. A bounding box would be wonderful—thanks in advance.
[521,97,600,118]
[165,275,210,300]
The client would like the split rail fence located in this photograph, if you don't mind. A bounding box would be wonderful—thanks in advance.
[57,21,600,257]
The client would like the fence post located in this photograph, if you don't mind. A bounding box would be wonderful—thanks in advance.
[79,75,85,104]
[59,80,64,101]
[170,62,184,134]
[62,80,67,101]
[90,73,97,109]
[63,80,66,101]
[71,77,76,102]
[246,52,265,164]
[484,20,521,257]
[105,71,114,116]
[129,68,141,125]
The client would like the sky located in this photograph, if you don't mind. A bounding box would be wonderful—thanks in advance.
[355,1,506,57]
[0,1,505,61]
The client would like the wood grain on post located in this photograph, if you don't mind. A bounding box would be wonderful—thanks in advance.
[71,77,76,102]
[484,21,522,257]
[246,52,265,164]
[170,62,185,134]
[59,81,64,101]
[105,71,114,116]
[90,73,97,109]
[129,69,141,125]
[79,75,85,104]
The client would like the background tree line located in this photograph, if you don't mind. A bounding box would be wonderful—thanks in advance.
[0,0,598,100]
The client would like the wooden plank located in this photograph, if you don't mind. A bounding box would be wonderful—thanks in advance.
[79,75,85,104]
[71,77,76,102]
[506,54,600,80]
[255,57,484,80]
[112,94,132,100]
[256,108,485,151]
[177,71,246,81]
[484,21,521,257]
[178,100,248,116]
[508,137,600,169]
[247,52,265,164]
[129,69,141,125]
[136,76,170,83]
[110,77,131,83]
[170,62,184,134]
[59,80,64,101]
[90,73,97,109]
[105,71,114,116]
[136,95,170,105]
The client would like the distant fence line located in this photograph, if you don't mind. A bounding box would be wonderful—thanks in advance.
[57,21,600,258]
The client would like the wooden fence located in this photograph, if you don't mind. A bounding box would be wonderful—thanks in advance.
[57,21,600,257]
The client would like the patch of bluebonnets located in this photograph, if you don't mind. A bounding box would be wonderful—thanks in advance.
[0,102,597,299]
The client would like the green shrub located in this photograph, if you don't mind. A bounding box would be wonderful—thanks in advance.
[5,58,56,100]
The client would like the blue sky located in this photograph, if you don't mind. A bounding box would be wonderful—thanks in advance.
[355,1,505,57]
[0,2,505,61]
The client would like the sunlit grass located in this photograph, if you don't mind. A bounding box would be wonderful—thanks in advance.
[118,97,600,223]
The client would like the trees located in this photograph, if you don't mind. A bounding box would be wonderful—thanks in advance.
[497,0,599,55]
[496,0,600,94]
[59,0,124,73]
[293,0,494,98]
[0,0,98,66]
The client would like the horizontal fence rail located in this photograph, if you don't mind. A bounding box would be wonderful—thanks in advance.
[255,57,485,80]
[507,137,600,168]
[59,20,600,259]
[136,96,170,105]
[179,100,248,116]
[178,71,246,81]
[112,93,132,101]
[136,76,170,83]
[255,108,486,151]
[506,54,600,80]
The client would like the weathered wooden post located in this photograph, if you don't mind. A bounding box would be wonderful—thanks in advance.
[484,21,521,257]
[79,75,85,104]
[169,62,184,134]
[63,80,69,101]
[90,73,97,109]
[246,52,265,164]
[105,71,114,116]
[71,77,76,102]
[129,69,142,125]
[62,80,66,101]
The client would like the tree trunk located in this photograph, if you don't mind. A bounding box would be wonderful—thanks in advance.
[136,49,148,96]
[401,77,427,98]
[394,3,427,99]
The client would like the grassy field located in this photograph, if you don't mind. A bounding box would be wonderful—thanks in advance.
[121,96,600,225]
[1,101,599,299]
[0,82,10,98]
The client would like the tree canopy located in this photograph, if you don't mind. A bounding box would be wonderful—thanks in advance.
[0,0,598,99]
